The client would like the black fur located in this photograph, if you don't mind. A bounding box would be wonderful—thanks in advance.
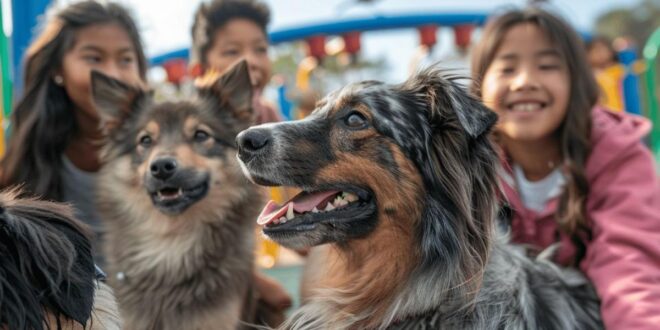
[0,189,96,329]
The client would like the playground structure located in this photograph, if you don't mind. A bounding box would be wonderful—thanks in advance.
[153,16,659,165]
[0,4,659,184]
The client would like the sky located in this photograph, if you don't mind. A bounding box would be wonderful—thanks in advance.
[6,0,644,83]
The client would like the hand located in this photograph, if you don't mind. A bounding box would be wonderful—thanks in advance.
[254,271,292,312]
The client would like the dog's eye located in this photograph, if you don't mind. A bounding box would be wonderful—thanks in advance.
[139,135,152,148]
[194,130,211,142]
[345,112,367,129]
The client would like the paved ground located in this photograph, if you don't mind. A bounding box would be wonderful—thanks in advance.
[263,265,304,312]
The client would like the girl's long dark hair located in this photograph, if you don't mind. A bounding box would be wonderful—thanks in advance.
[470,7,599,264]
[0,1,147,200]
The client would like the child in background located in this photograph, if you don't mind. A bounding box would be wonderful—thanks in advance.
[0,0,147,266]
[470,7,660,329]
[191,0,292,317]
[191,0,281,124]
[586,36,625,112]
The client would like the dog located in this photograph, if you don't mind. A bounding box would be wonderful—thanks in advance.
[91,60,275,329]
[236,67,603,329]
[0,188,121,330]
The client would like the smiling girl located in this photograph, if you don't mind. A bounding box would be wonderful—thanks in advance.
[0,0,147,265]
[470,7,660,329]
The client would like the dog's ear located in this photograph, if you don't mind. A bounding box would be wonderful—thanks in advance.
[199,59,253,122]
[445,89,498,138]
[407,68,497,138]
[91,70,148,133]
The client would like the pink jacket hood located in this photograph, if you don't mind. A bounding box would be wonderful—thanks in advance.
[500,107,660,329]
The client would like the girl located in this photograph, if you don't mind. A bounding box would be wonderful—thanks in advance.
[191,0,282,124]
[470,7,660,329]
[0,0,147,264]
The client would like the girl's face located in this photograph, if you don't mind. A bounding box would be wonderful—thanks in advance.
[205,18,271,91]
[59,23,142,123]
[481,23,570,145]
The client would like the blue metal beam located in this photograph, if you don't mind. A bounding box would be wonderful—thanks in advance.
[150,12,489,66]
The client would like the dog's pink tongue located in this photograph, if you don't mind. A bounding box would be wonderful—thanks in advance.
[256,190,340,226]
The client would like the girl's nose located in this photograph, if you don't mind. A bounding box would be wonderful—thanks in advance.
[100,63,122,81]
[511,68,540,91]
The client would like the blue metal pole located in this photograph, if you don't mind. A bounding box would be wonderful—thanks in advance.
[277,84,292,121]
[618,47,642,115]
[11,0,51,94]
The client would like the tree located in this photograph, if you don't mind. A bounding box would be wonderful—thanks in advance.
[594,0,660,49]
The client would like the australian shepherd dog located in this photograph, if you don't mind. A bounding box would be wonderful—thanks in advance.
[237,67,603,329]
[0,189,120,329]
[91,61,276,329]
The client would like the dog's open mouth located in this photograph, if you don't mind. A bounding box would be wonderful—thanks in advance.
[257,186,377,241]
[149,181,209,214]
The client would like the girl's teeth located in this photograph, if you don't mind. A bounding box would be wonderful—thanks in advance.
[512,103,541,112]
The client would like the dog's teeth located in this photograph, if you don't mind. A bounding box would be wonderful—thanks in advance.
[312,207,319,213]
[273,219,280,224]
[286,203,294,219]
[325,203,335,211]
[280,217,287,223]
[345,193,358,202]
[338,199,348,207]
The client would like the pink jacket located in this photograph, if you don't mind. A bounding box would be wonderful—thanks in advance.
[500,107,660,329]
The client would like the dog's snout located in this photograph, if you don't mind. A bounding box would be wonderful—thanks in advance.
[150,157,178,180]
[237,129,271,155]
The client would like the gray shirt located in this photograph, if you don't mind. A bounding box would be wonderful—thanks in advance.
[61,155,105,265]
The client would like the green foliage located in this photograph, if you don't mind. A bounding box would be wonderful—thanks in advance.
[595,0,660,48]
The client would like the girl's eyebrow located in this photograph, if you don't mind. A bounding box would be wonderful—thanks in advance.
[78,45,134,54]
[536,49,561,58]
[496,53,518,61]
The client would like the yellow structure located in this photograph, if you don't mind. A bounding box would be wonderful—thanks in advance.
[595,64,626,112]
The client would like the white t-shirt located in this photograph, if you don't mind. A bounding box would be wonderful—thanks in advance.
[512,164,566,213]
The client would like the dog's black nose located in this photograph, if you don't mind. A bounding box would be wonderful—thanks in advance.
[237,129,271,155]
[150,157,178,180]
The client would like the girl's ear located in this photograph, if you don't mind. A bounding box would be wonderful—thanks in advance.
[91,70,150,133]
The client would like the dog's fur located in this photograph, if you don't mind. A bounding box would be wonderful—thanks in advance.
[0,188,121,330]
[92,61,271,330]
[237,67,603,329]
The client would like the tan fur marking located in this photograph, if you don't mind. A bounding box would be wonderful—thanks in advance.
[311,140,425,328]
[141,121,160,141]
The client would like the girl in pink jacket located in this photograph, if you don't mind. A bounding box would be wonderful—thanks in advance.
[470,7,660,329]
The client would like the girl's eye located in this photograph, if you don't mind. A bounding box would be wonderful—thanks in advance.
[139,135,152,148]
[194,130,211,142]
[539,64,560,70]
[222,49,240,57]
[344,112,368,129]
[501,67,515,74]
[83,55,102,64]
[255,46,268,55]
[120,56,135,65]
